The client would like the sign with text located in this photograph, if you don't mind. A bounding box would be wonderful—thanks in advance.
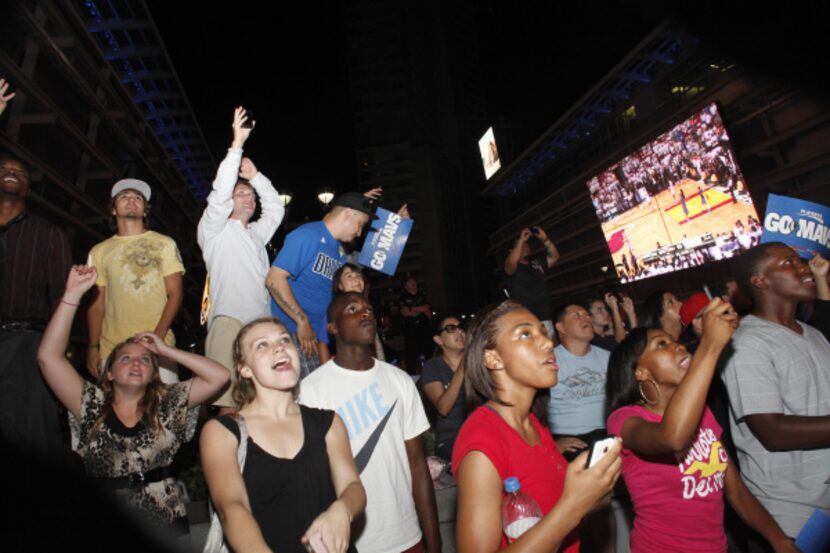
[762,194,830,258]
[358,208,413,276]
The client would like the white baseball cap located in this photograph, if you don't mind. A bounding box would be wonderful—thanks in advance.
[111,178,151,201]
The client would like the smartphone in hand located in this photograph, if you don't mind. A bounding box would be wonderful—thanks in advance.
[586,436,617,468]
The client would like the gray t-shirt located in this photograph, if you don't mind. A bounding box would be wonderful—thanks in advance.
[547,344,610,435]
[721,314,830,537]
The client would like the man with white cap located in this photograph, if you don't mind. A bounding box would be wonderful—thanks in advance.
[86,178,185,382]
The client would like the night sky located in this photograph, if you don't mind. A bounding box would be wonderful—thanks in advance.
[148,1,829,222]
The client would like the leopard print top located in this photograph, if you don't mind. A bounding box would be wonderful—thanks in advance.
[76,380,198,526]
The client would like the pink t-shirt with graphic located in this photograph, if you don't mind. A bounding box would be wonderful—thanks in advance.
[607,405,728,553]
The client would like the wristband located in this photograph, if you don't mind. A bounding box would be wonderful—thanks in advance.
[60,298,80,307]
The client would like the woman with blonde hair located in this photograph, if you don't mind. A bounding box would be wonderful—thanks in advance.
[200,316,365,553]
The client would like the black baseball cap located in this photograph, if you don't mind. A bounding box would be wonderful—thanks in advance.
[331,192,379,222]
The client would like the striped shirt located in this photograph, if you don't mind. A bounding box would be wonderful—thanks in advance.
[0,211,72,325]
[721,314,830,537]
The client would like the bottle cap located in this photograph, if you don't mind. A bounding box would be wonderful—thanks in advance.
[504,477,520,493]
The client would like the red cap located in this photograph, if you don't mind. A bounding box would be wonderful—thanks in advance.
[680,292,710,327]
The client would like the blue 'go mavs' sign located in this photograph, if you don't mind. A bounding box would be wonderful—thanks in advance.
[358,207,413,276]
[762,194,830,258]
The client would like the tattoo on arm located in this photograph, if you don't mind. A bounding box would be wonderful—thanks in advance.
[267,283,307,322]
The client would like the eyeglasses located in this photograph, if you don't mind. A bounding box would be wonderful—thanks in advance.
[439,324,463,334]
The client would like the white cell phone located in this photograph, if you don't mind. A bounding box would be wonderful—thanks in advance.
[587,437,617,468]
[306,532,327,553]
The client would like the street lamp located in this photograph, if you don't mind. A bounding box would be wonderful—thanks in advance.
[317,190,335,207]
[278,193,293,207]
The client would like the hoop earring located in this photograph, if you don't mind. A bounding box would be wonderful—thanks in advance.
[638,379,661,405]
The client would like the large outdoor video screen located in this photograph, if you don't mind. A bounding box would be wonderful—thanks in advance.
[479,126,501,180]
[586,103,761,283]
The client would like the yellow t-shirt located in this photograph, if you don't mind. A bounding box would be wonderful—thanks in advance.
[88,231,185,358]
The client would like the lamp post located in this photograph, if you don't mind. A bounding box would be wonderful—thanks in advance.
[317,190,335,207]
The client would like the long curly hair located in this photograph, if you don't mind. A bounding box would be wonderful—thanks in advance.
[93,338,166,435]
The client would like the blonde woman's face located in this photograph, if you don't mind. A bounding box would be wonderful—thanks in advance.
[240,322,301,392]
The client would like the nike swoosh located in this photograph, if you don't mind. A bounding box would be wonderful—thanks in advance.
[354,400,397,474]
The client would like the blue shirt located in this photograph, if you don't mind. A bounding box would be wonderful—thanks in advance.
[271,221,344,344]
[547,344,610,435]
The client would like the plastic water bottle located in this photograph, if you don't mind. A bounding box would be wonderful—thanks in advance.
[502,477,543,543]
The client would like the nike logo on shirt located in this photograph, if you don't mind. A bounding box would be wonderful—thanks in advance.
[354,400,397,473]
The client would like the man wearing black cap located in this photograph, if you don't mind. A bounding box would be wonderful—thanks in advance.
[266,191,377,375]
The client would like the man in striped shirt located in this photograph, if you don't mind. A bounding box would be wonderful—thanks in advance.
[0,154,72,457]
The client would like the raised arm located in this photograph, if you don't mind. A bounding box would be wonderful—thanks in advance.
[605,293,627,343]
[405,434,442,553]
[504,229,531,276]
[197,108,254,245]
[0,77,15,117]
[134,332,228,407]
[422,364,465,417]
[38,266,98,419]
[533,227,560,269]
[266,266,316,357]
[245,157,285,243]
[303,415,366,553]
[809,253,829,300]
[200,420,271,553]
[620,294,639,330]
[619,299,738,455]
[455,443,621,553]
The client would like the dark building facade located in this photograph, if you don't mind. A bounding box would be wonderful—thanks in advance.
[344,0,490,315]
[483,20,830,308]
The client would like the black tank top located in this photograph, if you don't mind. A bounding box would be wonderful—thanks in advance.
[217,406,354,553]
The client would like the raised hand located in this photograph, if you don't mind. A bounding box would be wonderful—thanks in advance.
[64,265,98,302]
[518,228,532,243]
[700,297,739,349]
[230,106,254,149]
[363,188,383,201]
[534,226,550,241]
[809,252,829,278]
[239,157,258,180]
[134,331,171,357]
[397,203,410,220]
[0,78,15,117]
[621,294,636,315]
[604,292,619,311]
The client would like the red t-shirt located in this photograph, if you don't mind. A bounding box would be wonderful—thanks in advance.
[607,405,728,553]
[452,406,579,552]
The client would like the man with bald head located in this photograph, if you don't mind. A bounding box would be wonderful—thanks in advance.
[722,242,830,542]
[0,154,71,456]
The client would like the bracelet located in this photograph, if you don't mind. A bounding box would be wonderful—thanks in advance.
[60,298,80,307]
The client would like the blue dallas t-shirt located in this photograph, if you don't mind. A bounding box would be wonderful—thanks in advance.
[271,221,344,344]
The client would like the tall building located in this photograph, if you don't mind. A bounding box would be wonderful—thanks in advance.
[344,0,490,315]
[483,20,830,306]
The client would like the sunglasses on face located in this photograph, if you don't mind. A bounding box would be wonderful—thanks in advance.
[439,324,463,334]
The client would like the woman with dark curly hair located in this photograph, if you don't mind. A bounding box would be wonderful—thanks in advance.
[605,298,797,553]
[37,265,229,537]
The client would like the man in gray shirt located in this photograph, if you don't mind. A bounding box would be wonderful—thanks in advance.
[722,242,830,539]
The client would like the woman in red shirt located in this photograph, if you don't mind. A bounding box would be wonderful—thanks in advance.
[453,300,622,552]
